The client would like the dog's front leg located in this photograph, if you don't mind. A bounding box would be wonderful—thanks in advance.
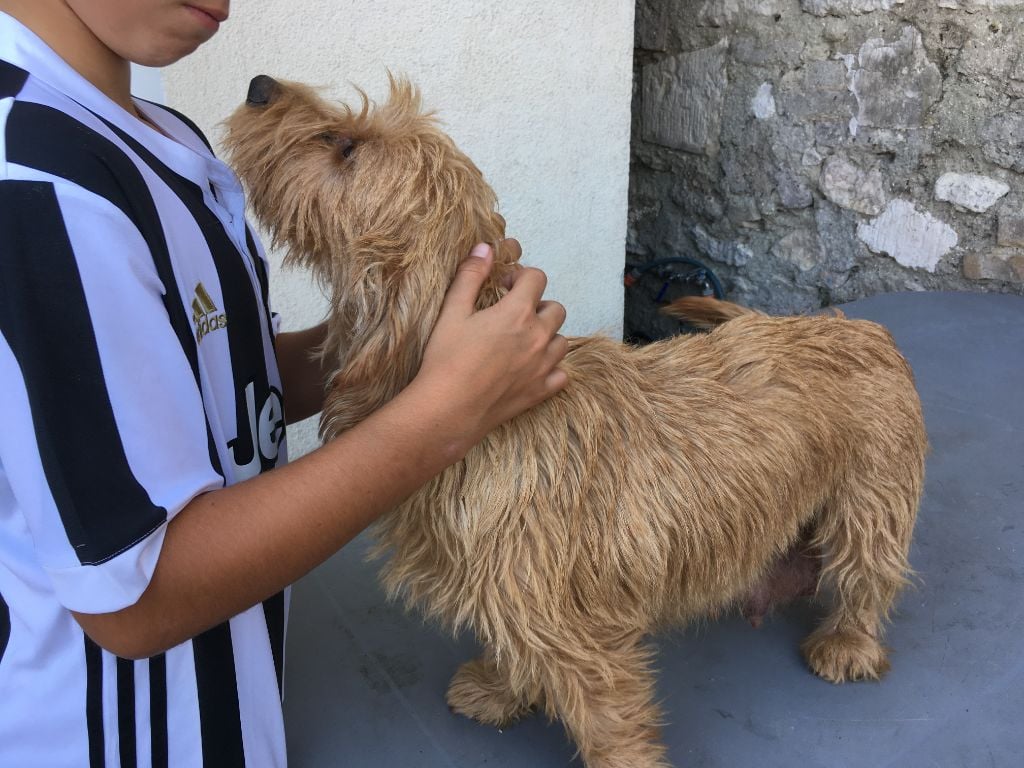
[537,638,669,768]
[446,651,535,728]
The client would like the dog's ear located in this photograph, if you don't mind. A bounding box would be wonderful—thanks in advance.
[379,71,430,130]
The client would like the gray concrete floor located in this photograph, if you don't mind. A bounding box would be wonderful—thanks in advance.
[283,291,1024,768]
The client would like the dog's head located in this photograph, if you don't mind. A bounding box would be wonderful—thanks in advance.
[224,74,508,290]
[224,75,512,431]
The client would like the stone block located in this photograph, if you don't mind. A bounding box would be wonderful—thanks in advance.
[997,213,1024,247]
[815,201,860,274]
[772,230,821,271]
[957,37,1016,81]
[727,195,762,223]
[857,199,958,272]
[642,40,729,154]
[814,121,850,149]
[982,113,1024,173]
[775,170,814,209]
[801,0,904,15]
[804,60,848,91]
[962,251,1024,282]
[693,225,754,266]
[777,67,856,121]
[699,0,786,26]
[733,35,805,68]
[802,147,824,167]
[635,0,672,51]
[848,27,942,131]
[944,1,1024,9]
[933,86,993,149]
[934,173,1010,213]
[819,156,887,215]
[823,19,848,43]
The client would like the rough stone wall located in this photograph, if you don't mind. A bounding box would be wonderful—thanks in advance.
[629,0,1024,316]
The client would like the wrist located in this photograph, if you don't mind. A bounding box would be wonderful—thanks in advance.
[388,375,482,470]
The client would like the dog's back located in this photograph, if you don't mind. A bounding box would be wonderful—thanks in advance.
[378,308,924,627]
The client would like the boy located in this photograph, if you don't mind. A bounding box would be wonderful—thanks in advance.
[0,1,568,765]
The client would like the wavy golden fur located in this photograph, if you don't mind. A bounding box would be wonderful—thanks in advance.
[225,77,927,768]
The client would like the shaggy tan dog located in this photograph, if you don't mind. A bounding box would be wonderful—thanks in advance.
[224,76,927,768]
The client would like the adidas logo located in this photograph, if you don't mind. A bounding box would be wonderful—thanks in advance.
[192,282,228,344]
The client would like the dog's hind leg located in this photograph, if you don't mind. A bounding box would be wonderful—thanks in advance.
[535,638,669,768]
[446,651,535,728]
[802,457,921,683]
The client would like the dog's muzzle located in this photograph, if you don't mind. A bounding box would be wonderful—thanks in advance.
[247,75,279,106]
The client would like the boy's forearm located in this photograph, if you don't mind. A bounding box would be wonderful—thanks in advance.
[71,378,465,659]
[275,323,331,424]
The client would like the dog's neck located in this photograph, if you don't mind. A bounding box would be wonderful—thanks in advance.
[317,238,511,439]
[314,145,510,435]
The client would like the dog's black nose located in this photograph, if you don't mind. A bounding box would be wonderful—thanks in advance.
[247,75,279,106]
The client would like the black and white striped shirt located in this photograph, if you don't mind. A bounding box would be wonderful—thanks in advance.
[1,13,288,767]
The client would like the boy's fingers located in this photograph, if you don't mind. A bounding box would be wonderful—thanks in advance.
[500,237,522,263]
[546,334,569,368]
[505,266,548,303]
[442,243,494,317]
[537,300,567,334]
[544,367,569,395]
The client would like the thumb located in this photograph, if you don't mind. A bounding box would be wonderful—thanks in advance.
[441,243,493,318]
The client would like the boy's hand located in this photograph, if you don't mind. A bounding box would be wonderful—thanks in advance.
[412,240,568,457]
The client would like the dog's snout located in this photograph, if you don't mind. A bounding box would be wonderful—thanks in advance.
[247,75,279,106]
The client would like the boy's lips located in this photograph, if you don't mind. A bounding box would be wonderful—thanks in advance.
[185,4,229,26]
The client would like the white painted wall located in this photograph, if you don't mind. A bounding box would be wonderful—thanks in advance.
[160,1,635,456]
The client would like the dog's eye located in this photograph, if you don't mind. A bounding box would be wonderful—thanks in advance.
[315,131,356,160]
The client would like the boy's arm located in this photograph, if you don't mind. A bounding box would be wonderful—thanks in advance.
[274,322,329,425]
[72,248,568,659]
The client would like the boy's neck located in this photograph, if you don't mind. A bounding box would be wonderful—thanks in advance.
[1,0,138,115]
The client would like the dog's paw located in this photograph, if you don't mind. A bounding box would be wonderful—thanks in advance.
[446,658,533,728]
[802,628,891,683]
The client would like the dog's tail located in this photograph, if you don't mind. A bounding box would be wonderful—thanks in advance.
[661,296,762,329]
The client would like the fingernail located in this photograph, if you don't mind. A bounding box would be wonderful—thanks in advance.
[470,243,490,259]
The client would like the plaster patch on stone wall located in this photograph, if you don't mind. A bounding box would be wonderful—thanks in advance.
[642,39,729,154]
[847,27,942,130]
[934,173,1010,213]
[857,200,958,272]
[820,156,887,215]
[752,82,777,119]
[801,0,904,15]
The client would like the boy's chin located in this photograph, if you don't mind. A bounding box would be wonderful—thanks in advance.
[127,31,215,68]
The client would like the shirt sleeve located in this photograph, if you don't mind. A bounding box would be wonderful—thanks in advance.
[0,180,224,613]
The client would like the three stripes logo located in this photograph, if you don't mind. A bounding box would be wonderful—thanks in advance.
[192,282,228,344]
